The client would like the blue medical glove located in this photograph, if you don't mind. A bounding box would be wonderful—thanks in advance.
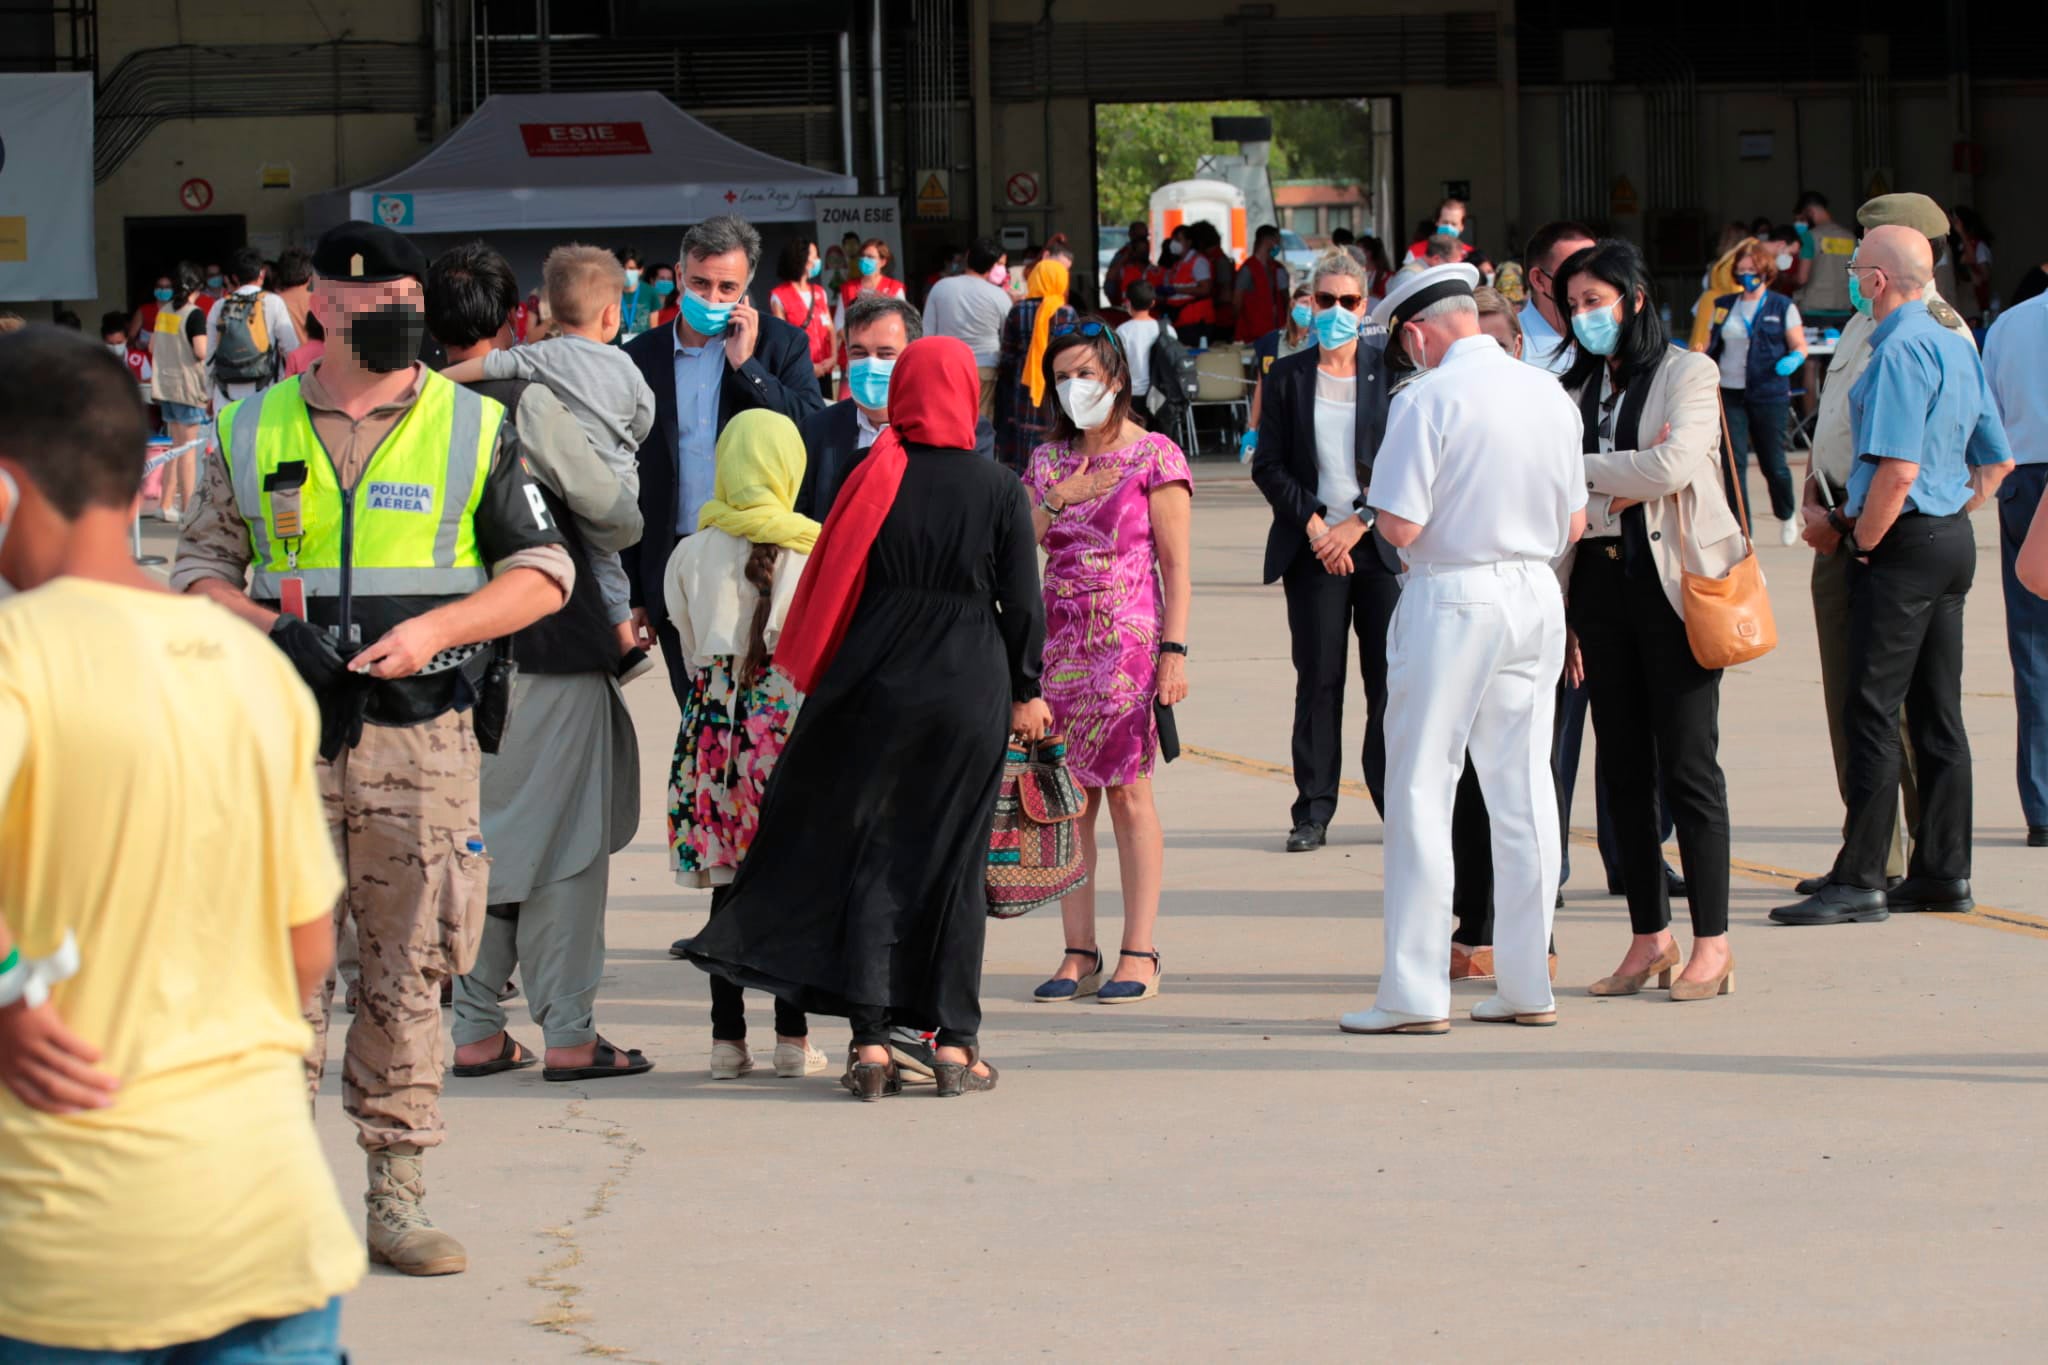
[1774,353,1804,377]
[1238,428,1258,463]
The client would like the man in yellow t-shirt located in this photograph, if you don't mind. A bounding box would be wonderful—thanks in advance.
[0,327,363,1358]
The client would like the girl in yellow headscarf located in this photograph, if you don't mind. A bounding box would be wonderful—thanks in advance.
[664,409,827,1080]
[995,256,1076,471]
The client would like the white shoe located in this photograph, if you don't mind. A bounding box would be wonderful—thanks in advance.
[772,1041,828,1077]
[1778,516,1800,547]
[1470,994,1558,1027]
[1337,1007,1449,1035]
[709,1041,753,1079]
[158,501,181,523]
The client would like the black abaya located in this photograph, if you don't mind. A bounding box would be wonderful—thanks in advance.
[683,444,1045,1048]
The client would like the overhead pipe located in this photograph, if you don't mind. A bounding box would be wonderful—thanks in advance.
[868,0,887,195]
[837,29,855,178]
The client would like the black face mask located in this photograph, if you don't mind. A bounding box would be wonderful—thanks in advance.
[342,302,426,373]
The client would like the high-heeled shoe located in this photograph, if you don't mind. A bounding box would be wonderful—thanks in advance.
[1032,946,1103,1002]
[1098,949,1161,1003]
[932,1047,999,1097]
[1669,958,1736,1002]
[1587,942,1680,997]
[839,1049,901,1101]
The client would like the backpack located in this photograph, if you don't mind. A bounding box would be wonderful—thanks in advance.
[211,292,277,384]
[1149,327,1199,416]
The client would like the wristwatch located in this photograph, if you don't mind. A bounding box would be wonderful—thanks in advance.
[1043,496,1065,517]
[1825,508,1853,537]
[1850,535,1875,560]
[1159,642,1188,657]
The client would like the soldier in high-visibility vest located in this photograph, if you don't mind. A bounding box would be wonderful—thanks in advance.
[172,222,573,1277]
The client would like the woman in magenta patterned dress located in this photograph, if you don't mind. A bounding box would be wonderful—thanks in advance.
[1022,319,1193,1005]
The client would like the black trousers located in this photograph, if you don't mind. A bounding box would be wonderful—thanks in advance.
[706,886,809,1042]
[1832,512,1976,888]
[1568,547,1732,938]
[1282,547,1401,826]
[656,617,691,707]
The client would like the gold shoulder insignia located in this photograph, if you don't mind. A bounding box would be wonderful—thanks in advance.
[1928,299,1964,329]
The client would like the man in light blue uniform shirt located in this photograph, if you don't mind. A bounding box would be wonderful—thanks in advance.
[1983,292,2048,844]
[1774,226,2013,926]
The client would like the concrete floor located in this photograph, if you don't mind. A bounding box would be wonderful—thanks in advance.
[144,455,2048,1362]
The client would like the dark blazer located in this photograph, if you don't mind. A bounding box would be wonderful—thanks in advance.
[622,313,826,625]
[794,399,998,521]
[1249,336,1403,583]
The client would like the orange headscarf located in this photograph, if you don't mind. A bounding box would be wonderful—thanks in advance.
[1023,258,1070,405]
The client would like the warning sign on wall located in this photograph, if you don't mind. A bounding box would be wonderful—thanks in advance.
[915,169,951,221]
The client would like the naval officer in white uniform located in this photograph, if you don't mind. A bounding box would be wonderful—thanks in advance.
[1337,264,1588,1035]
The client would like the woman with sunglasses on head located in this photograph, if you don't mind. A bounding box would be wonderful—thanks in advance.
[1023,319,1193,1004]
[1553,239,1741,1002]
[1250,251,1404,854]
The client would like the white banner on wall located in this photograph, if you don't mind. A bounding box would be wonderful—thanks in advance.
[0,73,96,303]
[813,197,903,276]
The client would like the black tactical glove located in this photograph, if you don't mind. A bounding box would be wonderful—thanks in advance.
[269,615,369,760]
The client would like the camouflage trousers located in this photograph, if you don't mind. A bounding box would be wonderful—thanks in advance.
[305,709,490,1153]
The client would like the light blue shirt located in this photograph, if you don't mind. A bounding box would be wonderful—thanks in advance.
[1845,301,2013,517]
[1984,294,2048,465]
[1517,301,1573,376]
[672,327,726,535]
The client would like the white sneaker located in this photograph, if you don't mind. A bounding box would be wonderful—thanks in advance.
[772,1041,828,1077]
[1469,994,1558,1027]
[1779,516,1800,547]
[709,1041,753,1079]
[158,501,181,523]
[1337,1006,1449,1035]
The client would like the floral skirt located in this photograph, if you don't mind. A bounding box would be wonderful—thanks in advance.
[668,656,802,886]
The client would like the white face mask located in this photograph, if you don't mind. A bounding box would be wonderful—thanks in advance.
[1775,252,1795,272]
[1055,377,1118,431]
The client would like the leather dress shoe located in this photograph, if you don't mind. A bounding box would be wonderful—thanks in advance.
[1769,881,1889,926]
[1885,876,1973,914]
[1795,873,1904,896]
[2030,826,2048,848]
[1286,821,1327,853]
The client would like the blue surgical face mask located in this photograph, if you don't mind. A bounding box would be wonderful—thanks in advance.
[1436,222,1460,236]
[1290,302,1314,329]
[859,256,880,277]
[624,269,641,292]
[1737,272,1760,293]
[809,257,823,280]
[680,287,736,337]
[206,274,224,290]
[154,287,174,303]
[1848,268,1875,317]
[1313,305,1361,350]
[1571,301,1623,356]
[653,278,675,298]
[848,356,894,410]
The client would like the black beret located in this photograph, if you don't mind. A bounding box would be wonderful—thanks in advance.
[311,221,430,284]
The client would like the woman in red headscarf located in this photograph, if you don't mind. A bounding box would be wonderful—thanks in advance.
[682,336,1050,1101]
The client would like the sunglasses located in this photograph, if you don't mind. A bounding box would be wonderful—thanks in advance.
[1051,319,1123,350]
[1314,292,1364,312]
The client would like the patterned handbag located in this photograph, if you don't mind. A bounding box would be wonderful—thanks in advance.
[986,735,1090,917]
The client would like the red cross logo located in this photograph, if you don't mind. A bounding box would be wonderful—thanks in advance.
[724,190,737,204]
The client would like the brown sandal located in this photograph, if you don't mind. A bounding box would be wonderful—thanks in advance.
[840,1049,902,1102]
[451,1033,537,1078]
[932,1048,999,1098]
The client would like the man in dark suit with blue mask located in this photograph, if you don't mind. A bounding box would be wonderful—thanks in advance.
[623,214,826,702]
[795,293,996,520]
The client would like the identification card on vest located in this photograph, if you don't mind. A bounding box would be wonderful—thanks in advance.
[365,481,435,513]
[280,576,307,620]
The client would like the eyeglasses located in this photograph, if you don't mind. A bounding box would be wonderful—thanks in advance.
[1051,319,1123,350]
[1314,292,1364,312]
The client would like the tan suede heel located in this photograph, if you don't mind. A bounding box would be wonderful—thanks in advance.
[1588,943,1681,997]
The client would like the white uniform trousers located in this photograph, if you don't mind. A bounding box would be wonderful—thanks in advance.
[1375,560,1565,1019]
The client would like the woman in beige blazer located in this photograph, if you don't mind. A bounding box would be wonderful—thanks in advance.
[1552,239,1742,1003]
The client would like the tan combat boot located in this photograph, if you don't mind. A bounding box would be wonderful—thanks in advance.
[366,1144,468,1276]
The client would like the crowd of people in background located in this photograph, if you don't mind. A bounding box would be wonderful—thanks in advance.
[3,166,2046,1360]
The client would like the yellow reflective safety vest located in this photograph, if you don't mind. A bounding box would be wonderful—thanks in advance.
[218,370,503,602]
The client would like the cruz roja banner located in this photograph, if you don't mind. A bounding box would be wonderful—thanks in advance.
[0,73,95,303]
